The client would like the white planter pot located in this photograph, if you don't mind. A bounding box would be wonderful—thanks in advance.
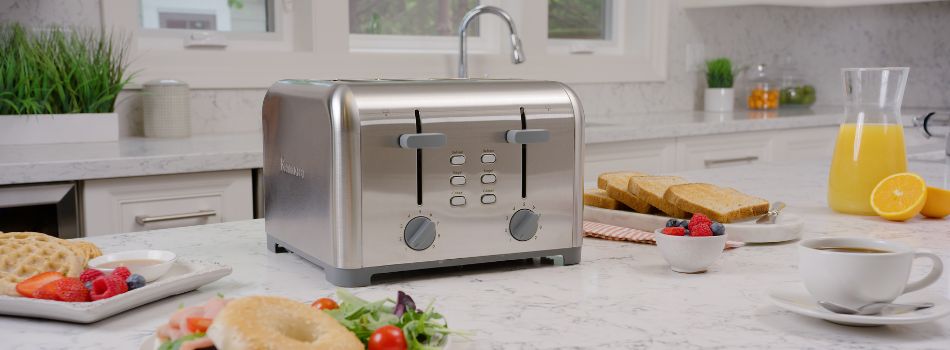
[704,88,735,112]
[0,113,118,145]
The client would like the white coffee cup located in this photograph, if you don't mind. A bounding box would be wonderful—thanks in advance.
[799,237,943,309]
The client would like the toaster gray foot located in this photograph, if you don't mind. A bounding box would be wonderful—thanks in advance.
[324,267,374,288]
[561,247,582,265]
[266,235,288,253]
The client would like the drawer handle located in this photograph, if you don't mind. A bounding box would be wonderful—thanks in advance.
[135,210,217,225]
[704,156,759,167]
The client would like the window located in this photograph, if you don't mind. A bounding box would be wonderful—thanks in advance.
[349,0,478,36]
[140,0,274,32]
[548,0,609,40]
[348,0,500,53]
[548,0,622,55]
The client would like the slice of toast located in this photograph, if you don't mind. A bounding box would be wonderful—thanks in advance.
[664,183,769,223]
[628,176,689,218]
[598,172,652,213]
[583,188,629,210]
[597,171,648,190]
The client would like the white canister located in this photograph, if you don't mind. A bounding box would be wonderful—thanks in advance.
[704,88,735,112]
[143,79,190,138]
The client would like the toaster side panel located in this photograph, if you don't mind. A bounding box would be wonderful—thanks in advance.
[263,81,353,268]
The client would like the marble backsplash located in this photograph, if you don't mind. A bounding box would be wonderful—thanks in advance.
[3,0,948,134]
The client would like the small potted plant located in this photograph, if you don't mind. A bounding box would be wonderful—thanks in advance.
[704,57,735,112]
[0,24,131,145]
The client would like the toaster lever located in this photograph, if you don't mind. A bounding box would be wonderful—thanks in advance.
[398,133,447,149]
[505,129,549,144]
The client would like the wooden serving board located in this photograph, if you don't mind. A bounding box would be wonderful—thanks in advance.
[583,206,804,243]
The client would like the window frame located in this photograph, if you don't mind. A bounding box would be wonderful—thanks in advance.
[101,0,669,88]
[546,0,625,56]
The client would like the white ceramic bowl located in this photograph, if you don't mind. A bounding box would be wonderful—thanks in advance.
[654,229,726,273]
[87,250,177,282]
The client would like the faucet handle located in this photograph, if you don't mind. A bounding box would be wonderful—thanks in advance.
[921,112,949,139]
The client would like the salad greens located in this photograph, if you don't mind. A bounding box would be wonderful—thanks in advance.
[324,289,461,350]
[157,332,205,350]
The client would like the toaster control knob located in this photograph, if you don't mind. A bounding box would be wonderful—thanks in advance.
[404,216,437,251]
[509,209,539,241]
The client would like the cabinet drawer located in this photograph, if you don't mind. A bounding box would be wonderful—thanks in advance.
[83,170,252,236]
[675,133,773,170]
[585,139,676,184]
[772,126,837,162]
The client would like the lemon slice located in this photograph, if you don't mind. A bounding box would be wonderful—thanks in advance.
[870,172,928,221]
[921,186,950,219]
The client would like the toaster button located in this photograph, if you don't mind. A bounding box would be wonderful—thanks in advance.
[480,153,496,164]
[450,176,466,186]
[450,154,466,165]
[481,174,497,184]
[481,194,496,204]
[450,196,466,206]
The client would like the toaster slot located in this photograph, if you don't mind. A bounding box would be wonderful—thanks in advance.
[397,110,446,205]
[507,107,550,198]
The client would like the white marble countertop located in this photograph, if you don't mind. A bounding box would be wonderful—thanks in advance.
[2,107,942,186]
[0,132,263,185]
[2,160,948,349]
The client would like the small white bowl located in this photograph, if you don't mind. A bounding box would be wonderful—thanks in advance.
[654,229,726,273]
[87,250,177,282]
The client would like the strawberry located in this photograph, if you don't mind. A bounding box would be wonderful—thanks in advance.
[661,227,686,236]
[89,275,128,301]
[688,213,712,232]
[112,266,131,280]
[53,278,90,302]
[15,271,64,298]
[32,281,61,300]
[690,224,714,237]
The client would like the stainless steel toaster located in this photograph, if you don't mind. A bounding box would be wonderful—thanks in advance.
[262,79,584,287]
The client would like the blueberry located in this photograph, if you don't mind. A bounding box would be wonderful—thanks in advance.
[678,220,690,229]
[684,229,691,236]
[711,222,725,236]
[665,219,679,227]
[84,281,93,290]
[126,274,146,290]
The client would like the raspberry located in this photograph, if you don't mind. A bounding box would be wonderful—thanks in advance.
[112,266,131,280]
[690,224,713,237]
[688,213,712,232]
[661,227,686,236]
[80,269,104,284]
[89,275,128,301]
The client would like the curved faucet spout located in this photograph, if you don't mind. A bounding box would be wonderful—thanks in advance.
[457,5,525,79]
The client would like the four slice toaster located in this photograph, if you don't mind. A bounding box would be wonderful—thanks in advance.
[262,79,584,287]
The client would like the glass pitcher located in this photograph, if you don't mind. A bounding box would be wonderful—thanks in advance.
[828,67,909,215]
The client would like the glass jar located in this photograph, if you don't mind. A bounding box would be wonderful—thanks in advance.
[827,67,909,215]
[745,64,779,110]
[777,57,816,108]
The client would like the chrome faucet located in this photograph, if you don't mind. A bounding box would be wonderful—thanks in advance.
[457,5,524,78]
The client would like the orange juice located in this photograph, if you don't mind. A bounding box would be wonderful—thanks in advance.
[828,123,907,215]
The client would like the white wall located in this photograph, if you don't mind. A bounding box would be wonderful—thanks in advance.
[2,0,949,135]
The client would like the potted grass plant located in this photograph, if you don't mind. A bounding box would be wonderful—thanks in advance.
[704,57,735,112]
[0,24,131,145]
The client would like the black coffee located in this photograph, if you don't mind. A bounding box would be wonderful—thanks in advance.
[815,246,892,254]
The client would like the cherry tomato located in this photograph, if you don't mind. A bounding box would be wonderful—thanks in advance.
[368,325,407,350]
[185,317,213,333]
[311,297,339,310]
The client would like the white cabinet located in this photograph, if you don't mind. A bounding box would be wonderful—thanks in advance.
[584,126,838,175]
[771,127,838,162]
[83,170,253,236]
[679,0,934,8]
[584,138,676,182]
[675,132,773,170]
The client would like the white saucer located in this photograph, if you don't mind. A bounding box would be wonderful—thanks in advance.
[768,285,950,326]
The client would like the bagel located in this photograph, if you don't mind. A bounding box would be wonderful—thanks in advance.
[207,296,363,350]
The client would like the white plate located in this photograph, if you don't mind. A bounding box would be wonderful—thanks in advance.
[584,206,804,243]
[0,259,231,323]
[140,332,458,349]
[768,285,950,326]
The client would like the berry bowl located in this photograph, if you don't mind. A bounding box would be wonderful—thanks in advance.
[653,229,726,273]
[87,250,177,282]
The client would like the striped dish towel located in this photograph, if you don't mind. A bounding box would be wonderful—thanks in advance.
[583,221,745,249]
